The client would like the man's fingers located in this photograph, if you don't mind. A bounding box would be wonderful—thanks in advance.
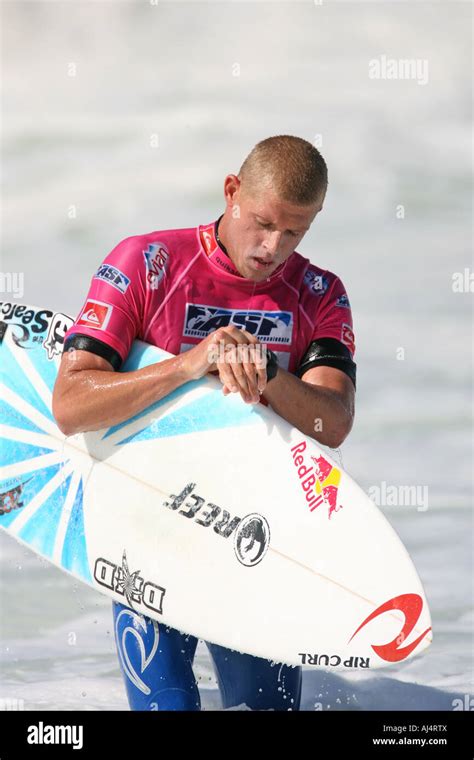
[213,329,266,403]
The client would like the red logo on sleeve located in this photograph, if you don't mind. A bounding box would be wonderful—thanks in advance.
[77,300,113,330]
[341,323,355,353]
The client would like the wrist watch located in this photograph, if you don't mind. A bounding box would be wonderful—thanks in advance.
[265,348,279,382]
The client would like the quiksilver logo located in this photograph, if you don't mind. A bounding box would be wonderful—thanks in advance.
[27,721,83,750]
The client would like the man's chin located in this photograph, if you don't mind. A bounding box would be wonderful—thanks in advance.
[241,264,274,282]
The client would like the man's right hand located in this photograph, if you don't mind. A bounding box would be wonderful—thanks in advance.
[181,326,269,405]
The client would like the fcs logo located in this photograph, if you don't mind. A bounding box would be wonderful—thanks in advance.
[349,593,432,663]
[291,442,343,519]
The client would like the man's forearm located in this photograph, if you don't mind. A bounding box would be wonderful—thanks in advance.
[54,354,192,436]
[261,368,353,448]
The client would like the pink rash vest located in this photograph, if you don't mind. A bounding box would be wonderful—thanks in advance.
[63,216,357,388]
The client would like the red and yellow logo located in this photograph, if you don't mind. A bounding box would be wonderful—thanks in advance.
[291,442,343,519]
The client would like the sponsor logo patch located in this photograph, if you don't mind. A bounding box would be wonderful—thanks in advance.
[77,299,113,330]
[183,304,293,344]
[143,243,169,289]
[336,293,350,308]
[341,323,355,353]
[94,264,131,294]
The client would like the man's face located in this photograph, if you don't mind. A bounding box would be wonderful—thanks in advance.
[223,174,325,282]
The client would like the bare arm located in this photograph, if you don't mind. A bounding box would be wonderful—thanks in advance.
[261,365,355,449]
[52,326,255,436]
[52,348,192,436]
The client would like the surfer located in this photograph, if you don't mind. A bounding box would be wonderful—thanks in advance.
[53,134,357,710]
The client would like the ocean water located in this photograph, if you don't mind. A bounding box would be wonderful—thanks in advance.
[1,0,472,710]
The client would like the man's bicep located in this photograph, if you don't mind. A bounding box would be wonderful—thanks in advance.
[52,348,115,434]
[60,347,115,374]
[54,347,115,396]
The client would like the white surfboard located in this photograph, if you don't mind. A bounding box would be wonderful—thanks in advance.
[0,302,432,671]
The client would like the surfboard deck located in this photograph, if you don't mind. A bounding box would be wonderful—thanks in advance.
[0,302,432,670]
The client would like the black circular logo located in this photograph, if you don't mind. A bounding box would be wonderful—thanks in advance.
[234,514,270,567]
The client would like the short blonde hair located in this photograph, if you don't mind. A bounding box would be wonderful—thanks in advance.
[238,135,328,205]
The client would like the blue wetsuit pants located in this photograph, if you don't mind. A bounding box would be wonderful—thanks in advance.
[112,601,302,711]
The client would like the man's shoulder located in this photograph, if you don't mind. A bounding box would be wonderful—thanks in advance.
[286,250,346,299]
[100,225,199,280]
[112,225,198,256]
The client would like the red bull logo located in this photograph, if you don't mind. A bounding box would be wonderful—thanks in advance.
[290,441,343,519]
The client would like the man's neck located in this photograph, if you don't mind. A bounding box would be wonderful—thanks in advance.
[215,213,231,259]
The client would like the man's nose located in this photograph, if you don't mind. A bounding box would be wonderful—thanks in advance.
[263,230,282,254]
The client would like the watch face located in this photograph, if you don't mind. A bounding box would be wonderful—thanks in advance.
[266,349,278,381]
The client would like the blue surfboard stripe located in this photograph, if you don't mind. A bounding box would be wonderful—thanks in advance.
[31,346,59,394]
[61,478,91,583]
[0,438,56,467]
[0,398,47,435]
[102,341,196,439]
[1,340,54,422]
[117,391,256,445]
[18,471,74,558]
[121,341,164,372]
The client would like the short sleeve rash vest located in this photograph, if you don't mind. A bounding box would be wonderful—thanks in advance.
[64,217,356,383]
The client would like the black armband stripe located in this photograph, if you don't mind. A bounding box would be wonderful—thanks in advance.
[295,337,356,389]
[63,333,123,371]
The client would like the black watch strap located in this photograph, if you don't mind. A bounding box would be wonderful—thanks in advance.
[265,348,279,382]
